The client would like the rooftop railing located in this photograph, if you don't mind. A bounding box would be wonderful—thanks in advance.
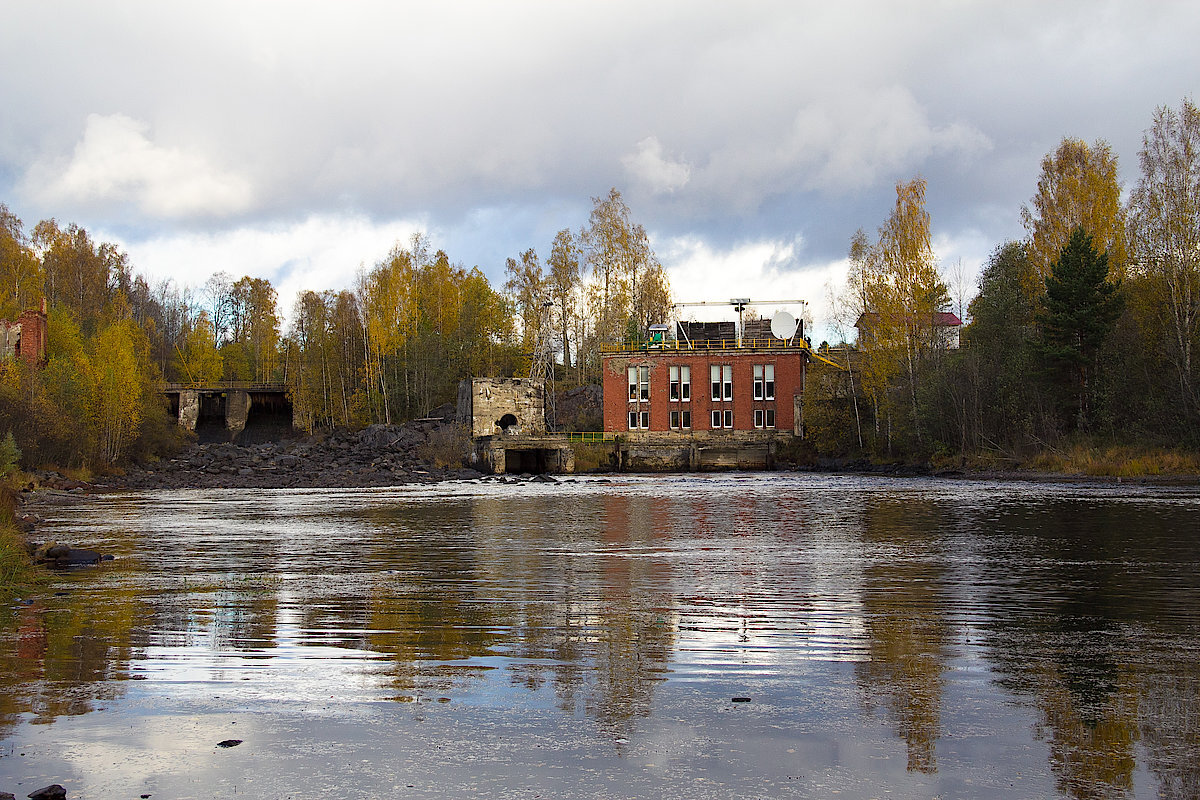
[600,337,809,354]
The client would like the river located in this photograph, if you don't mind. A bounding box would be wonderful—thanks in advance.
[2,473,1198,799]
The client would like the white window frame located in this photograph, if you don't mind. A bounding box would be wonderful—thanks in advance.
[764,364,775,400]
[723,409,733,428]
[710,365,721,401]
[722,365,733,401]
[681,409,691,429]
[680,365,691,401]
[711,409,721,429]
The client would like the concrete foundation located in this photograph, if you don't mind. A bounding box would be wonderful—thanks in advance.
[474,435,575,475]
[225,390,251,438]
[178,390,200,430]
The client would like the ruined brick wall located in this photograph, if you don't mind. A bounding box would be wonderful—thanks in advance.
[16,308,47,366]
[0,305,49,366]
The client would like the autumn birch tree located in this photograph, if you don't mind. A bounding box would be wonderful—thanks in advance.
[1128,98,1200,423]
[859,178,949,449]
[1021,138,1127,290]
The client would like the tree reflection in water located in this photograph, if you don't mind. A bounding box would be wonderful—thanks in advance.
[3,477,1200,799]
[854,495,950,774]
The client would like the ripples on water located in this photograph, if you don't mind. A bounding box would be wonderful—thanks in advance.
[2,473,1199,798]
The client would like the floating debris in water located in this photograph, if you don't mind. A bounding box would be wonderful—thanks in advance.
[216,739,243,748]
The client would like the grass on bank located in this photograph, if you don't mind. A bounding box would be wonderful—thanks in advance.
[1,484,38,601]
[1028,443,1200,477]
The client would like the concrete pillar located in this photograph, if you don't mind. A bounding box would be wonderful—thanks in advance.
[225,390,251,439]
[179,390,200,431]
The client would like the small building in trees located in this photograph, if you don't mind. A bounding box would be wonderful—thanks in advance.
[600,317,812,468]
[0,300,48,367]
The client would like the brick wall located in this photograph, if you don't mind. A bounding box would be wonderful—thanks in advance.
[603,350,805,435]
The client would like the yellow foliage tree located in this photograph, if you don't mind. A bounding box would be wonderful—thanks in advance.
[175,312,223,386]
[92,319,143,463]
[1021,138,1128,291]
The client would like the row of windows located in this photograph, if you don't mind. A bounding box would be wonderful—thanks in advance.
[628,408,776,430]
[630,364,776,402]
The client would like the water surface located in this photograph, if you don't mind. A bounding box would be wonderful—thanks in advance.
[2,473,1198,798]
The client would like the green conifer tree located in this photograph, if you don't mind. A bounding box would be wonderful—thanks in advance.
[1037,227,1124,429]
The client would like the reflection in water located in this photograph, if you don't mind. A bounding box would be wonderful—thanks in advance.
[855,496,950,774]
[1,476,1199,798]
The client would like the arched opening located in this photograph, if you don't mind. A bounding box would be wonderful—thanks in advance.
[497,413,519,433]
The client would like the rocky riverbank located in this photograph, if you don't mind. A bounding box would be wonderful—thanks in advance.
[100,412,486,491]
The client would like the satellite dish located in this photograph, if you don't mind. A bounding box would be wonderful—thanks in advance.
[771,310,798,340]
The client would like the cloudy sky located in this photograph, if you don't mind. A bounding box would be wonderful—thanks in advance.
[2,1,1197,339]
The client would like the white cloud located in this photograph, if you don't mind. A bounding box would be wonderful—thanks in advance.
[103,213,425,324]
[23,113,254,218]
[622,137,692,194]
[657,235,847,343]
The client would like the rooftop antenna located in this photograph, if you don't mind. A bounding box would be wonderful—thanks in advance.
[770,309,799,343]
[529,298,556,432]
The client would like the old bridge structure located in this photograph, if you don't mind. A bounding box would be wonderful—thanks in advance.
[164,382,293,441]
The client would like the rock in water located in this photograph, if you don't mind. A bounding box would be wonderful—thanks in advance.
[28,786,67,800]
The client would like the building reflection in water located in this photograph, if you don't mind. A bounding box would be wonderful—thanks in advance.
[3,478,1200,796]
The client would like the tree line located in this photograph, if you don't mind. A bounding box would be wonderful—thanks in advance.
[809,98,1200,463]
[0,188,671,468]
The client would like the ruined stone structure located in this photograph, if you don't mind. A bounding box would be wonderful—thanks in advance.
[0,300,48,367]
[457,378,547,437]
[165,384,293,442]
[457,378,574,474]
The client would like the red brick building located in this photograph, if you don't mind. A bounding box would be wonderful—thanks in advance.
[0,300,48,367]
[601,319,807,437]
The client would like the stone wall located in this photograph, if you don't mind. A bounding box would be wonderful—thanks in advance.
[457,378,546,438]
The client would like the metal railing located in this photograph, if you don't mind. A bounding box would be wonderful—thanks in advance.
[600,337,808,354]
[564,431,616,443]
[162,381,288,392]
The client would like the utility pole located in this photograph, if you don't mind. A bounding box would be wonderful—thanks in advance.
[528,299,556,432]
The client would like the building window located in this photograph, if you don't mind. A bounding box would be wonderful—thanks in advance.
[710,364,732,402]
[628,410,650,430]
[682,409,691,428]
[628,366,649,402]
[754,408,776,429]
[766,408,775,428]
[670,366,691,401]
[723,409,733,428]
[670,409,692,430]
[711,409,721,429]
[670,410,679,429]
[753,364,776,400]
